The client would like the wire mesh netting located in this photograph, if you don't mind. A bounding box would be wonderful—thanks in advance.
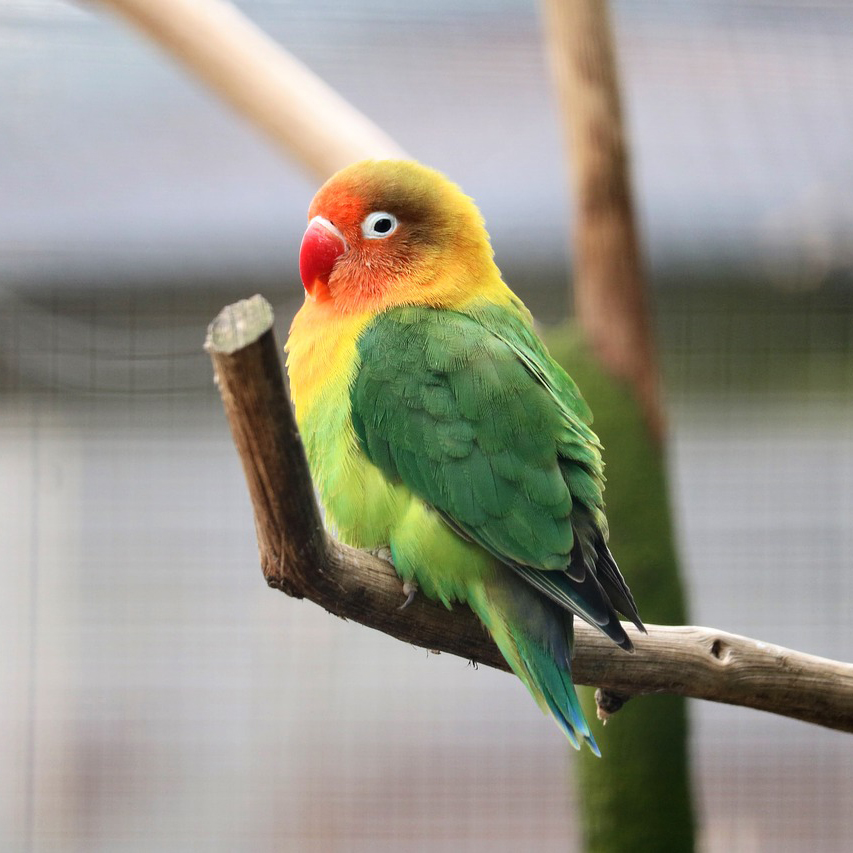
[2,1,852,851]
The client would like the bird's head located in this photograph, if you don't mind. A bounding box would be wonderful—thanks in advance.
[298,160,497,314]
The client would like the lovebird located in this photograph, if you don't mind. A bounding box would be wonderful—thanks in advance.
[286,160,644,753]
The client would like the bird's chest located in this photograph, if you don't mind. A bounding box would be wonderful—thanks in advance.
[287,310,406,546]
[300,392,406,548]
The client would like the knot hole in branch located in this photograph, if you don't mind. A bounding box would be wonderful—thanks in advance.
[710,638,730,662]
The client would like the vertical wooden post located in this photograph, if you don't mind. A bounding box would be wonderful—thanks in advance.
[544,0,663,441]
[542,1,696,850]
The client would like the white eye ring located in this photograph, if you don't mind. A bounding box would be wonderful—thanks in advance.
[361,211,398,239]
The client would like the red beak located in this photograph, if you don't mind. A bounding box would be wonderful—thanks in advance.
[299,216,347,300]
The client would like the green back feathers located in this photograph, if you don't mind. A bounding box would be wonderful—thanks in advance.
[350,303,643,645]
[352,304,596,567]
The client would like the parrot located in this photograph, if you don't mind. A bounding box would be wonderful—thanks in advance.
[286,159,644,753]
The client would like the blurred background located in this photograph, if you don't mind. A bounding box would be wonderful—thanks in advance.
[2,0,852,850]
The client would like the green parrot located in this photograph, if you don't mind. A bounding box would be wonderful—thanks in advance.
[286,159,644,753]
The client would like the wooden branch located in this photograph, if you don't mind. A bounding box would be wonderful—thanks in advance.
[205,296,853,735]
[90,0,406,179]
[543,0,664,441]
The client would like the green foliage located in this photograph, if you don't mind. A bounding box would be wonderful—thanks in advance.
[545,325,696,853]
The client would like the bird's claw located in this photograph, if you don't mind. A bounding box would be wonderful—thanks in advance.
[369,546,394,565]
[399,581,418,610]
[366,547,416,609]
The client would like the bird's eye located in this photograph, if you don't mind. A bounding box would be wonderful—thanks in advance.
[361,211,398,239]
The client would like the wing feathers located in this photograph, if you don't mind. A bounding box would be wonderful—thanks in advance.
[352,305,643,647]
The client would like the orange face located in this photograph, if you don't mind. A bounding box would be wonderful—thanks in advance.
[298,160,491,315]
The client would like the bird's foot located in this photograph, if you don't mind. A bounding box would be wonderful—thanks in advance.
[399,580,419,610]
[368,546,394,565]
[366,547,416,609]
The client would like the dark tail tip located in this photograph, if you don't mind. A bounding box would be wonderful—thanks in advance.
[605,614,635,653]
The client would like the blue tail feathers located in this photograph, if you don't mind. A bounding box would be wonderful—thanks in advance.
[516,628,600,755]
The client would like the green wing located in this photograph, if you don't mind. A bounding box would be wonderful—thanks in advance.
[351,303,642,644]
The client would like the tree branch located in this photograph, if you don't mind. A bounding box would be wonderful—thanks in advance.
[90,0,405,179]
[205,296,853,735]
